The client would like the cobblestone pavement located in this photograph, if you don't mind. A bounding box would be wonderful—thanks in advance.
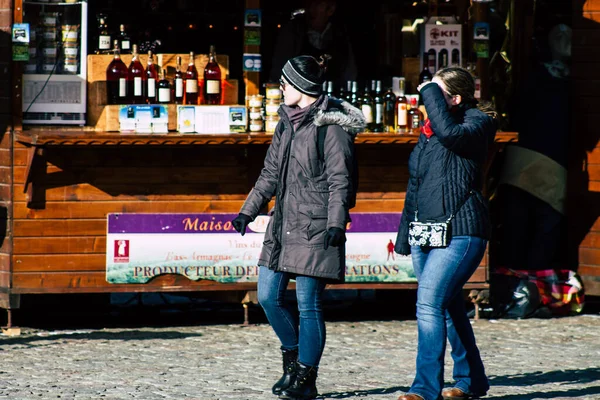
[0,308,599,400]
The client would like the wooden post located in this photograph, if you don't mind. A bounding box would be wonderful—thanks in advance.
[243,0,261,102]
[12,0,23,132]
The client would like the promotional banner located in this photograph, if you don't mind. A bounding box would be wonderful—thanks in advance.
[106,213,414,284]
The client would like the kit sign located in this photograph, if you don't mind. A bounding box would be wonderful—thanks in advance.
[106,213,415,284]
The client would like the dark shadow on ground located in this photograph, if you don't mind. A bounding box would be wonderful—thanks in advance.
[0,329,203,346]
[489,367,600,387]
[487,386,600,400]
[485,367,600,399]
[6,289,421,330]
[317,367,600,399]
[319,386,408,398]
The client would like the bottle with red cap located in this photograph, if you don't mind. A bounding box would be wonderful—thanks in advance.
[408,97,423,135]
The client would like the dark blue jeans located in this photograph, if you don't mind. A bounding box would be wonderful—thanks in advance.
[408,236,489,400]
[257,266,327,367]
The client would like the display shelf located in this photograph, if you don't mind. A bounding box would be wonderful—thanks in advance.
[16,130,518,147]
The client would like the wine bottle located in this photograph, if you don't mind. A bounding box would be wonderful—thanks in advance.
[118,24,131,54]
[337,82,346,100]
[145,50,158,104]
[95,16,111,54]
[345,80,353,102]
[373,80,384,132]
[203,45,222,105]
[185,51,199,105]
[174,56,184,104]
[106,40,128,105]
[127,44,146,104]
[438,49,449,70]
[382,87,396,133]
[408,97,423,134]
[451,49,460,67]
[360,82,374,132]
[350,81,360,108]
[394,77,408,133]
[326,81,334,97]
[370,80,377,97]
[157,69,171,104]
[419,52,433,85]
[428,49,437,74]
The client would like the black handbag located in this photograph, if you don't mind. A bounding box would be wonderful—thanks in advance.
[408,190,473,248]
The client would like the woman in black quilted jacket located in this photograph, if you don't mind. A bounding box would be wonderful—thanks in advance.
[395,67,498,400]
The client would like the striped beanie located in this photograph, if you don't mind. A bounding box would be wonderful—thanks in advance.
[281,55,324,96]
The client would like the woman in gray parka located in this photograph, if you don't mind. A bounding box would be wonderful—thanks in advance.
[232,55,365,399]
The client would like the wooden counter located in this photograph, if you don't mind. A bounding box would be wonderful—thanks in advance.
[16,130,518,147]
[1,129,517,319]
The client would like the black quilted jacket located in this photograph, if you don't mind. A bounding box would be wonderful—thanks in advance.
[395,82,497,255]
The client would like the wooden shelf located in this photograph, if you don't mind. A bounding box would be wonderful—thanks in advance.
[15,129,518,147]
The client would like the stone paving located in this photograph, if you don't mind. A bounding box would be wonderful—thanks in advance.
[0,309,599,400]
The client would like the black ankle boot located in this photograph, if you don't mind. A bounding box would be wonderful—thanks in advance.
[272,347,298,395]
[279,362,318,399]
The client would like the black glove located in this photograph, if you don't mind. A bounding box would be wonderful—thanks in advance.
[231,213,252,236]
[324,227,346,250]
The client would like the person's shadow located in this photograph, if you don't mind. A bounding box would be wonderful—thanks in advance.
[567,2,600,278]
[318,367,600,398]
[319,385,408,398]
[486,367,600,399]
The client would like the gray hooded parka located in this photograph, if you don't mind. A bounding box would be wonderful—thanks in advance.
[240,95,366,281]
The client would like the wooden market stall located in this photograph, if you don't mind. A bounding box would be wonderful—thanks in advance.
[8,0,597,329]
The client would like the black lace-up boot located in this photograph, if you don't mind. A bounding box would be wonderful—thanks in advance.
[279,361,318,399]
[272,347,298,395]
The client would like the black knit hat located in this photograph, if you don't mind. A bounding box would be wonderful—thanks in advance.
[281,55,324,96]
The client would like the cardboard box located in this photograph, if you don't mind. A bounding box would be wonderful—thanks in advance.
[421,17,462,73]
[177,105,247,134]
[87,53,238,131]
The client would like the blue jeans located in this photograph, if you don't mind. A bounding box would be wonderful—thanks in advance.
[257,266,327,367]
[409,236,489,400]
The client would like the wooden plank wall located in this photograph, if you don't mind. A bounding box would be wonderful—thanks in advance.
[572,0,600,295]
[10,142,488,294]
[0,0,13,292]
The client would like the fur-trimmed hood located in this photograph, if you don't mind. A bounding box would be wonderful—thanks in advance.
[313,96,366,135]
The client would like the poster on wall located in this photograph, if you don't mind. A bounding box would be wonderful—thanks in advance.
[106,213,415,284]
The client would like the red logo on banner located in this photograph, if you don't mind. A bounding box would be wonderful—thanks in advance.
[114,240,130,263]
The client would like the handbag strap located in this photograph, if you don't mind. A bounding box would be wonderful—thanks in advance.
[415,189,474,223]
[444,189,474,223]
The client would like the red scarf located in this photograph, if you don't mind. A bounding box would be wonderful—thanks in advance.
[421,105,463,138]
[421,119,434,138]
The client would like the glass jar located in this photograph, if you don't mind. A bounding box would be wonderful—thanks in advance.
[249,118,264,132]
[265,115,279,133]
[247,94,264,108]
[265,83,282,100]
[249,107,263,121]
[265,98,281,116]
